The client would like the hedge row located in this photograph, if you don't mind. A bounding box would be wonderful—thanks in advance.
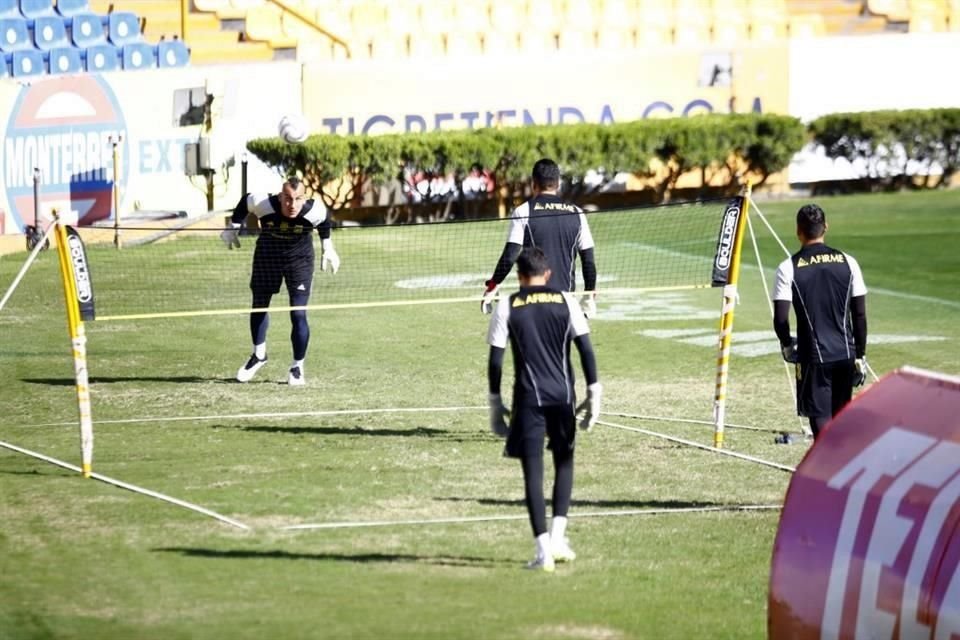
[247,113,806,212]
[809,108,960,189]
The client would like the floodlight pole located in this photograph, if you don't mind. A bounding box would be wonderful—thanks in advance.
[712,183,752,449]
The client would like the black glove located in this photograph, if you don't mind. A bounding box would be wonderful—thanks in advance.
[780,338,798,364]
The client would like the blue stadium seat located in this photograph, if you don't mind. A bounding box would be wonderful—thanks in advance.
[70,11,104,47]
[0,16,31,52]
[121,41,154,70]
[107,11,140,46]
[84,42,118,71]
[56,0,89,18]
[11,48,44,75]
[33,14,68,50]
[48,44,81,73]
[157,39,189,67]
[20,0,56,22]
[0,0,20,19]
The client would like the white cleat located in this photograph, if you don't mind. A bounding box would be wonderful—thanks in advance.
[524,554,555,572]
[236,354,267,382]
[287,365,305,386]
[551,538,576,563]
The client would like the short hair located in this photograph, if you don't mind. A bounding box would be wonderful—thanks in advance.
[284,176,303,192]
[797,204,826,239]
[517,247,549,277]
[531,158,560,190]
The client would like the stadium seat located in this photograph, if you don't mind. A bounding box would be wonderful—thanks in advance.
[71,11,106,47]
[712,16,749,45]
[244,4,297,48]
[107,11,141,46]
[635,3,673,47]
[19,0,56,22]
[0,16,32,53]
[121,41,154,69]
[33,15,69,50]
[788,14,826,37]
[48,45,82,73]
[84,42,119,71]
[0,0,19,19]
[157,38,189,67]
[55,0,89,18]
[11,48,44,75]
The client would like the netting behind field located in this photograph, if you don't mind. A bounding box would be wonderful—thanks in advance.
[74,198,729,321]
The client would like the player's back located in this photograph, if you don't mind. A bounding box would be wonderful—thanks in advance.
[789,243,859,363]
[506,285,580,406]
[509,194,590,291]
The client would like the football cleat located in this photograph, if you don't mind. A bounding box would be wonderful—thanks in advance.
[551,538,576,563]
[236,354,267,382]
[287,365,305,386]
[524,554,555,572]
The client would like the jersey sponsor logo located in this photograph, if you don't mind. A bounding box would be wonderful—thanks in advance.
[533,202,579,213]
[797,253,846,268]
[3,76,129,229]
[513,292,564,307]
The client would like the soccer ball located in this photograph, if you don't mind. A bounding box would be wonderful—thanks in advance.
[278,114,310,144]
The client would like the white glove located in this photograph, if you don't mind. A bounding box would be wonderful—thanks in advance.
[853,357,867,387]
[577,382,603,432]
[481,280,498,314]
[321,238,340,274]
[220,225,241,249]
[487,393,510,437]
[581,292,597,319]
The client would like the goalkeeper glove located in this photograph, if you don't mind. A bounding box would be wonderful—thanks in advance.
[780,338,798,364]
[220,224,241,249]
[577,382,603,432]
[853,357,867,387]
[321,238,340,274]
[487,393,510,437]
[580,292,597,319]
[481,279,498,315]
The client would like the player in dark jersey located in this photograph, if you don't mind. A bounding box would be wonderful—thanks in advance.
[772,204,867,439]
[482,158,598,318]
[220,177,340,385]
[487,247,601,571]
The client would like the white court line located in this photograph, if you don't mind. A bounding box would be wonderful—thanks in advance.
[280,504,783,531]
[23,406,488,428]
[598,419,797,473]
[603,411,800,435]
[0,439,250,530]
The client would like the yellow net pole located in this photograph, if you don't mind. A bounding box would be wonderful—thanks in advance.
[53,218,94,477]
[712,185,752,449]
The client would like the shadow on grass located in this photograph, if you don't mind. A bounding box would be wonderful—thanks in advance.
[21,376,237,385]
[153,546,511,568]
[223,424,489,442]
[435,496,732,509]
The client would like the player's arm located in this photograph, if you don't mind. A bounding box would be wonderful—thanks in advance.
[577,213,597,292]
[481,206,527,312]
[772,259,797,362]
[847,254,868,359]
[305,200,340,274]
[220,193,252,249]
[565,293,601,429]
[486,298,510,436]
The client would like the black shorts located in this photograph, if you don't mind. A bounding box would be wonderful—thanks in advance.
[250,246,314,296]
[505,403,576,460]
[796,359,855,418]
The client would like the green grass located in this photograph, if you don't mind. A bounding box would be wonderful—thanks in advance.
[1,189,958,639]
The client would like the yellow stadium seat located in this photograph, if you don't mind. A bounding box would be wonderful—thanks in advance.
[711,0,748,15]
[788,13,826,37]
[245,4,298,48]
[909,9,948,30]
[519,29,556,53]
[527,0,564,33]
[483,29,520,54]
[445,29,484,57]
[489,2,524,32]
[635,4,672,47]
[408,32,445,57]
[454,1,491,32]
[866,0,911,20]
[600,0,636,27]
[556,27,595,51]
[419,0,456,35]
[712,16,748,45]
[674,0,712,45]
[350,0,389,39]
[563,0,598,32]
[750,15,788,40]
[596,25,634,49]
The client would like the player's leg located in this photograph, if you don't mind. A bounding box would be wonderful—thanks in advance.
[797,362,831,439]
[509,405,553,571]
[830,359,856,417]
[284,256,314,386]
[546,404,577,561]
[238,248,282,382]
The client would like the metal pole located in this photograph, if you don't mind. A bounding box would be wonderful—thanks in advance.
[110,134,122,249]
[180,0,189,42]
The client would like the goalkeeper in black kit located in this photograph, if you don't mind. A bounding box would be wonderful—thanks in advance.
[487,247,601,572]
[773,204,868,440]
[482,158,598,318]
[220,177,340,386]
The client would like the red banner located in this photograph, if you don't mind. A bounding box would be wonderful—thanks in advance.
[769,367,960,639]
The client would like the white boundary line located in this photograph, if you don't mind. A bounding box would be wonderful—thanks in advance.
[598,419,797,473]
[23,405,488,428]
[280,504,783,531]
[0,439,250,530]
[602,411,798,435]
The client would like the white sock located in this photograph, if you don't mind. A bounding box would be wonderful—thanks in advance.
[535,532,551,558]
[291,359,304,371]
[550,516,568,541]
[253,343,266,359]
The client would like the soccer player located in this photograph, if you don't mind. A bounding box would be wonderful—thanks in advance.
[772,203,868,439]
[487,247,602,571]
[481,158,598,318]
[220,177,340,385]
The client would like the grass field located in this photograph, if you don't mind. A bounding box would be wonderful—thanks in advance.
[1,189,958,639]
